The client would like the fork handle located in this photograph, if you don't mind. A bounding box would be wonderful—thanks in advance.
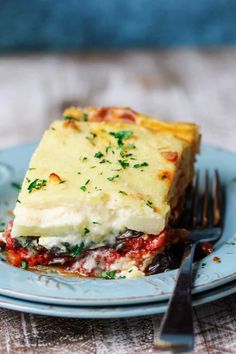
[154,242,197,352]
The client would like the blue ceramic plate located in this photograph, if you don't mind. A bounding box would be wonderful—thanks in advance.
[0,278,235,318]
[0,143,236,306]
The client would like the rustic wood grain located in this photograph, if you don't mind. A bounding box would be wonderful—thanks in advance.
[0,295,236,353]
[0,50,236,353]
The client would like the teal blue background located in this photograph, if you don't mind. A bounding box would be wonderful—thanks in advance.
[0,0,236,51]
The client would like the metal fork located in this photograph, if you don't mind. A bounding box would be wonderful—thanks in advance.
[154,170,224,352]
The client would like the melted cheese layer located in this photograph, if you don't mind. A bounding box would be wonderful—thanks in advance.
[12,108,199,243]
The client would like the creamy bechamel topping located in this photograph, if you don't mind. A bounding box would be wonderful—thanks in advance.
[12,111,198,247]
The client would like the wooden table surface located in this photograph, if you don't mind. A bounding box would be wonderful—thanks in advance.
[0,50,236,353]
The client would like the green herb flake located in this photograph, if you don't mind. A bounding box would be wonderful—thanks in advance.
[29,168,36,171]
[16,199,21,203]
[71,242,85,257]
[82,157,88,162]
[81,112,88,121]
[118,160,129,169]
[21,260,28,269]
[127,143,136,149]
[107,175,119,181]
[80,185,87,191]
[84,227,90,235]
[94,151,104,159]
[27,179,47,193]
[120,151,133,158]
[105,144,112,153]
[63,115,77,121]
[128,269,133,273]
[11,182,21,191]
[119,190,127,196]
[101,271,116,279]
[109,130,133,147]
[90,166,96,169]
[109,130,133,140]
[92,221,101,225]
[133,162,149,168]
[99,159,111,164]
[146,200,153,208]
[51,127,56,131]
[85,179,90,185]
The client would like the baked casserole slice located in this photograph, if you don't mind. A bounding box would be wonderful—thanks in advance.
[1,107,200,278]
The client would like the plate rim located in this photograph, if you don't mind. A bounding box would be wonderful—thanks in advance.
[0,278,235,319]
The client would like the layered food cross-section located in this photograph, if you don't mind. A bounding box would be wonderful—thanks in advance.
[1,107,200,278]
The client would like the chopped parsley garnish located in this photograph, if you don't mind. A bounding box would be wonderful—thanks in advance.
[90,166,96,169]
[94,151,104,158]
[133,162,149,168]
[81,112,88,121]
[127,143,136,149]
[29,167,36,171]
[77,172,81,175]
[21,260,28,269]
[101,271,116,279]
[71,242,85,257]
[51,127,56,131]
[84,227,90,235]
[119,190,127,195]
[107,175,119,181]
[80,185,87,191]
[118,160,129,169]
[120,151,133,158]
[128,269,133,273]
[109,130,133,147]
[11,182,21,191]
[27,179,47,193]
[109,130,133,139]
[85,179,90,185]
[105,144,112,153]
[146,200,153,208]
[26,177,31,183]
[16,199,21,203]
[99,159,111,164]
[92,221,101,225]
[63,115,77,121]
[82,157,88,162]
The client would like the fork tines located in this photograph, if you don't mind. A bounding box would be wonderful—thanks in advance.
[190,169,223,229]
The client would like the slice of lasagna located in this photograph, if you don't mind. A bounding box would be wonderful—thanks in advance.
[1,107,200,279]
